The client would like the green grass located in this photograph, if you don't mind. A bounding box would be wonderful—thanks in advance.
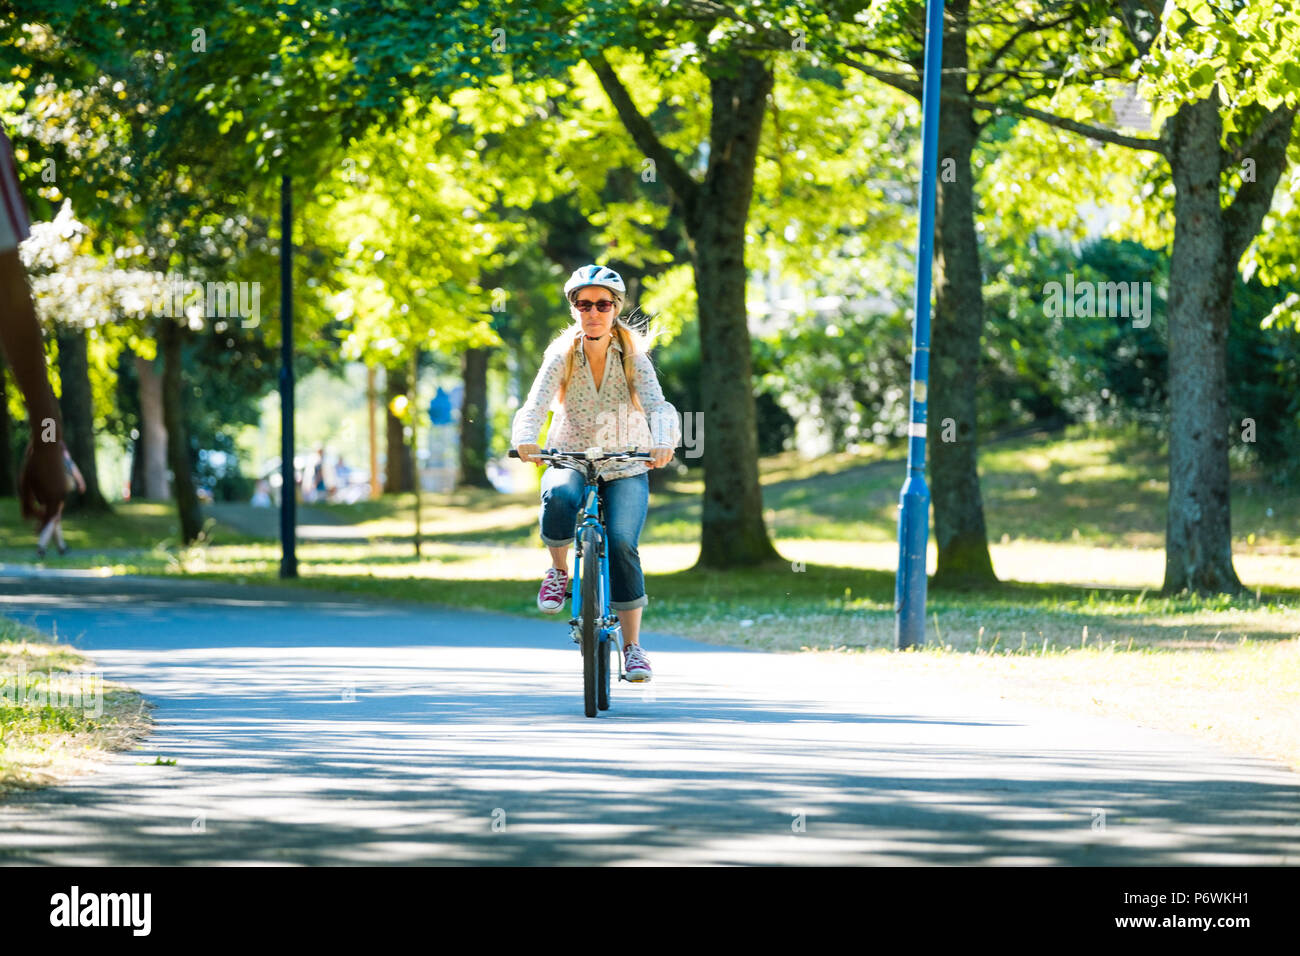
[9,423,1295,554]
[0,616,154,794]
[3,424,1298,772]
[5,424,1298,629]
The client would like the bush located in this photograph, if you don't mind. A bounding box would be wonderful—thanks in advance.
[982,235,1300,481]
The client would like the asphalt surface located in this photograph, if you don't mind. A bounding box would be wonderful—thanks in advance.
[1,568,1297,865]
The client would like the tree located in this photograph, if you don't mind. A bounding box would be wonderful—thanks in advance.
[314,99,517,499]
[54,326,110,511]
[648,0,1090,581]
[6,0,287,540]
[457,346,491,488]
[384,364,413,494]
[748,0,1297,592]
[128,351,169,499]
[1135,2,1296,593]
[974,0,1298,593]
[333,2,785,566]
[0,358,14,496]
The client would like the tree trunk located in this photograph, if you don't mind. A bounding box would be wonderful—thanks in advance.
[55,325,112,513]
[686,55,781,569]
[929,0,996,585]
[133,351,170,499]
[1160,98,1294,593]
[159,318,202,543]
[0,358,14,497]
[384,364,414,494]
[1162,98,1237,593]
[458,346,492,488]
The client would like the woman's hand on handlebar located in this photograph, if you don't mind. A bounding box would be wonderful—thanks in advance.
[647,445,675,469]
[516,443,542,465]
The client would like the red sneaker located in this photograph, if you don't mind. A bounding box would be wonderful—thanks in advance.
[537,567,568,613]
[624,644,652,682]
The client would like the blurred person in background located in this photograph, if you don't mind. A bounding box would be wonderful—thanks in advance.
[36,441,84,558]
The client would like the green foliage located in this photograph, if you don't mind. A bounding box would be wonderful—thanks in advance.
[1227,279,1300,480]
[981,234,1300,481]
[753,57,914,273]
[1139,0,1300,123]
[1244,137,1300,306]
[180,320,280,492]
[981,237,1170,432]
[757,308,912,452]
[5,0,1298,508]
[320,100,511,368]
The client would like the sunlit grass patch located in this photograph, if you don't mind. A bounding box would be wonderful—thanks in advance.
[0,617,153,795]
[830,637,1300,773]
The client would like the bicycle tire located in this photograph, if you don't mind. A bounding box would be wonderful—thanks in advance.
[596,497,612,710]
[597,612,612,711]
[580,524,600,718]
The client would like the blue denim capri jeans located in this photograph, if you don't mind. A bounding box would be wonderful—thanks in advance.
[539,465,649,611]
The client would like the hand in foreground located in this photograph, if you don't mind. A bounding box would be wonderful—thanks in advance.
[19,438,67,525]
[516,443,543,466]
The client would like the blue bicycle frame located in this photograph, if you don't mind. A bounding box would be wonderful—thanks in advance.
[568,477,624,683]
[509,446,653,715]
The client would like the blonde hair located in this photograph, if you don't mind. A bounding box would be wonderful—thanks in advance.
[547,311,667,415]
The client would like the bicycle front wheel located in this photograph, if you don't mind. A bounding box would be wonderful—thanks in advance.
[597,619,612,711]
[580,525,601,718]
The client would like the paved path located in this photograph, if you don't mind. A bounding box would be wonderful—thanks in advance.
[204,502,356,541]
[1,569,1297,865]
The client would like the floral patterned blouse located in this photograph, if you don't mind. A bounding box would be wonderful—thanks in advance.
[511,334,682,481]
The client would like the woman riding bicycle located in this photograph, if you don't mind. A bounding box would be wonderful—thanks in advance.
[511,264,681,682]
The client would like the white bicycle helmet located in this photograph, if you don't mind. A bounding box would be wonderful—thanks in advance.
[563,264,626,304]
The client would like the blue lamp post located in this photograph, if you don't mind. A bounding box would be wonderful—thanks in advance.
[895,0,944,648]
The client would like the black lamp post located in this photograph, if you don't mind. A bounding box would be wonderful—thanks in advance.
[279,173,297,578]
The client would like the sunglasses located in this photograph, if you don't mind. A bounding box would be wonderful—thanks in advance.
[574,299,617,313]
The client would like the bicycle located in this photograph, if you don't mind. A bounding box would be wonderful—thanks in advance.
[509,446,654,718]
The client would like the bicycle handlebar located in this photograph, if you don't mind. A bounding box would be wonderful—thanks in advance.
[508,447,654,463]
